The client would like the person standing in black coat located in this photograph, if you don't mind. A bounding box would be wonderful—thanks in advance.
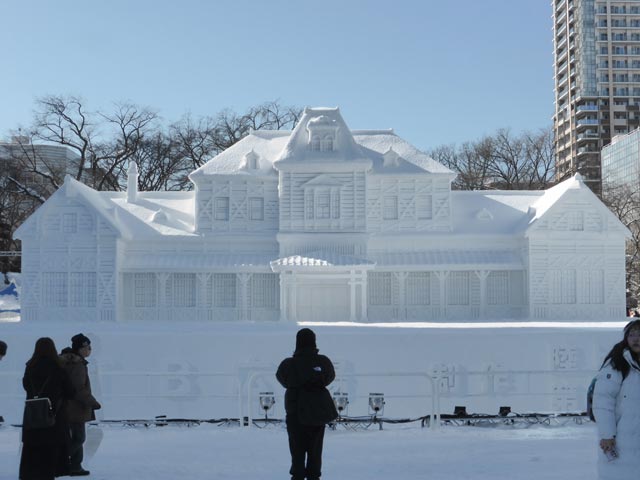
[19,337,74,480]
[276,328,338,480]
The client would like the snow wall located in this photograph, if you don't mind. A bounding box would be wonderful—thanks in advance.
[0,321,627,424]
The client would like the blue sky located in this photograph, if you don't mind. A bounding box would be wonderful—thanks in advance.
[1,0,553,152]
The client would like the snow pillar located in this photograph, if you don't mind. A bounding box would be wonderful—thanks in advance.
[349,271,356,322]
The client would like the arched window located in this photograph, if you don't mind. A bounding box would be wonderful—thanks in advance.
[311,136,321,151]
[322,136,333,152]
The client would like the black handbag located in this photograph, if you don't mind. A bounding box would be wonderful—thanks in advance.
[23,376,56,430]
[297,387,339,426]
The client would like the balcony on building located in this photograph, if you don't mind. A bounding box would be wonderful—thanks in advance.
[577,146,598,157]
[576,104,598,116]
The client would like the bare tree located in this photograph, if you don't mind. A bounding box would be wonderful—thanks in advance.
[602,182,640,308]
[169,101,302,189]
[27,95,160,191]
[429,127,555,190]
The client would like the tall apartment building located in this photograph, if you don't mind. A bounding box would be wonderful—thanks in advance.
[553,0,640,194]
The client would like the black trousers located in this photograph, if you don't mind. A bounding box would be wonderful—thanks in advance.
[286,416,325,480]
[69,422,86,470]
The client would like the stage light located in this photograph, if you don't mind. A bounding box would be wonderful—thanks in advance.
[259,392,275,418]
[453,405,468,417]
[368,393,385,415]
[332,392,349,415]
[499,406,511,417]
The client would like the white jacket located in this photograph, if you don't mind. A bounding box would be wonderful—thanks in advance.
[592,349,640,480]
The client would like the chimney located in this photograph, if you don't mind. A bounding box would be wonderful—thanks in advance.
[127,162,138,203]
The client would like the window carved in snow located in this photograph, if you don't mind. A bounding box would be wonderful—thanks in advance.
[317,192,330,219]
[416,195,433,220]
[249,197,264,221]
[213,273,236,307]
[368,272,393,305]
[42,272,96,307]
[69,272,97,307]
[133,273,157,307]
[447,272,469,305]
[322,136,333,152]
[42,272,68,307]
[251,274,279,309]
[167,273,196,307]
[62,213,77,233]
[568,211,584,231]
[304,187,341,220]
[487,271,509,305]
[306,115,338,152]
[383,196,398,220]
[550,270,577,304]
[580,270,604,304]
[214,197,230,221]
[407,272,430,305]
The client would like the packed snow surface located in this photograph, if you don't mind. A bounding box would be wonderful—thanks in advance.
[0,422,597,480]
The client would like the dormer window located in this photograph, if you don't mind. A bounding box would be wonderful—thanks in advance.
[307,115,339,152]
[242,150,259,170]
[322,136,334,152]
[383,148,400,168]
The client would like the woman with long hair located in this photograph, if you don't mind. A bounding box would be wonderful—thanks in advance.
[19,337,74,480]
[592,319,640,480]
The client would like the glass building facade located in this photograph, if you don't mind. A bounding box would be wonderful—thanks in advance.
[601,128,640,189]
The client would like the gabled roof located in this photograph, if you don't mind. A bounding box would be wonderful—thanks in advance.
[15,176,197,240]
[189,130,287,178]
[449,174,630,237]
[354,132,454,175]
[190,107,453,177]
[274,107,371,168]
[525,173,631,237]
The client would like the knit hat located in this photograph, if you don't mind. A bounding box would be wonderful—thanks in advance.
[295,328,317,351]
[71,333,91,351]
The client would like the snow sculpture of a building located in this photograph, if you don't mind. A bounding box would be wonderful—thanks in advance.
[14,108,630,322]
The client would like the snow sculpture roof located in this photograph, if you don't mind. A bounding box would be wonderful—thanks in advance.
[190,130,288,178]
[275,107,371,167]
[16,172,627,245]
[190,107,455,177]
[16,176,197,239]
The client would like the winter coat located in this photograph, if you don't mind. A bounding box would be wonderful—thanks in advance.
[592,349,640,480]
[276,346,337,425]
[20,357,74,479]
[59,351,100,423]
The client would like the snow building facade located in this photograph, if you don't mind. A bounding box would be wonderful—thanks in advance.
[14,108,629,322]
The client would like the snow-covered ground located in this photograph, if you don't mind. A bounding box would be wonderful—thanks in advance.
[0,422,597,480]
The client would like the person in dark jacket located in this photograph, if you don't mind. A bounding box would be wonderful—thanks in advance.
[19,337,74,480]
[276,328,337,480]
[0,340,7,360]
[59,334,101,477]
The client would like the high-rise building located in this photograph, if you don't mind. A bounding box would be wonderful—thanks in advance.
[553,0,640,194]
